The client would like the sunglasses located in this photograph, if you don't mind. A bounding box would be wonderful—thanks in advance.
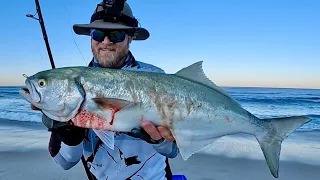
[90,29,127,43]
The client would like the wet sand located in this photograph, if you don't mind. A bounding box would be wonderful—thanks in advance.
[0,119,319,180]
[0,149,319,180]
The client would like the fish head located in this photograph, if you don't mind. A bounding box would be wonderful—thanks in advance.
[20,68,85,122]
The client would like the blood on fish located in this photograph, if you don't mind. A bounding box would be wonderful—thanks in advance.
[72,110,108,129]
[71,106,121,129]
[92,99,124,125]
[110,109,119,125]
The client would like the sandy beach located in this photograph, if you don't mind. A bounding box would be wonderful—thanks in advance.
[1,149,319,180]
[0,119,319,180]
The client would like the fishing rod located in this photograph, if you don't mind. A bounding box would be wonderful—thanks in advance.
[26,0,94,180]
[26,0,55,69]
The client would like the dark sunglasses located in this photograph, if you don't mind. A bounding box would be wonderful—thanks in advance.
[90,29,127,43]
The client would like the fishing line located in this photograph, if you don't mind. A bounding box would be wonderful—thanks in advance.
[62,1,87,66]
[35,40,45,64]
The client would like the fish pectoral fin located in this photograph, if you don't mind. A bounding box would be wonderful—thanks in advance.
[92,98,135,111]
[174,133,221,161]
[93,129,115,150]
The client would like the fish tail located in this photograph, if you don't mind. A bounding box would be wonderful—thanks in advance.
[255,116,310,178]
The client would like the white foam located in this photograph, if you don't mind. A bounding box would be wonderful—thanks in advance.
[199,134,320,166]
[0,111,42,123]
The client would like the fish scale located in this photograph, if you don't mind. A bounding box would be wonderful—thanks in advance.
[20,61,311,178]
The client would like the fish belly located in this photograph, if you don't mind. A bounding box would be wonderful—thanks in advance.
[169,105,259,160]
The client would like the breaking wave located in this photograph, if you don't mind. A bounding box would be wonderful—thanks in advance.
[0,86,319,132]
[0,110,42,123]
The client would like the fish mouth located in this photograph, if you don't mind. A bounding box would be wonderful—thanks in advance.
[21,87,30,94]
[20,87,32,104]
[19,79,41,104]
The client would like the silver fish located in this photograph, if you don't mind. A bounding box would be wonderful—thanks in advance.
[20,61,310,178]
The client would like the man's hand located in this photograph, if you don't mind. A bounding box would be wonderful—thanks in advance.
[31,104,85,146]
[141,120,175,142]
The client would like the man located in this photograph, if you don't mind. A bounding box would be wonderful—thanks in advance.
[31,1,179,180]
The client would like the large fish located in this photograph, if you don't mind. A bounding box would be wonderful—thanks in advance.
[20,61,310,178]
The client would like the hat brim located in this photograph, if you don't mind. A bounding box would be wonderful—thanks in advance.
[73,21,149,40]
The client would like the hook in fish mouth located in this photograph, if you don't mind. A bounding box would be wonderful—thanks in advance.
[21,74,30,94]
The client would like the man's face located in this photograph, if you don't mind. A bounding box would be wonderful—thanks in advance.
[91,30,132,68]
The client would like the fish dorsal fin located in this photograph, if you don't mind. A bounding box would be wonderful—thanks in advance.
[175,61,237,102]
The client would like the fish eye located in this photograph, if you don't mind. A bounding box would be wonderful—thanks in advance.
[38,79,46,87]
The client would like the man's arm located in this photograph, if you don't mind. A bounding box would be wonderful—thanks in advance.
[44,114,86,170]
[152,139,179,158]
[130,126,179,158]
[49,132,84,170]
[140,120,179,158]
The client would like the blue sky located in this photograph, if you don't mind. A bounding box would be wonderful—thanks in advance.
[0,0,319,88]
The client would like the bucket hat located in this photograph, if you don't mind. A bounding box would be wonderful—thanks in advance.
[73,1,149,40]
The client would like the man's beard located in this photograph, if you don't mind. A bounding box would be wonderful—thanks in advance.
[92,45,129,68]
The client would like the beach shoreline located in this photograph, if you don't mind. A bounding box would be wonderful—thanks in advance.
[0,149,319,180]
[1,119,319,180]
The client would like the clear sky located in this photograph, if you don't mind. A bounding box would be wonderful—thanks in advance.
[0,0,319,89]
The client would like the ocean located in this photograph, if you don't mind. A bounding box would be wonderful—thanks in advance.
[0,86,319,164]
[0,86,319,132]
